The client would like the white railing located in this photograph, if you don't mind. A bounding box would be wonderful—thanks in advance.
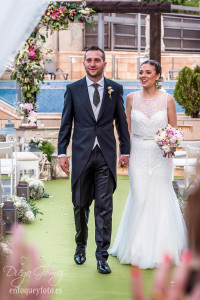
[68,54,200,80]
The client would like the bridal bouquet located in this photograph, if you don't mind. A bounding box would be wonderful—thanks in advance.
[155,124,184,165]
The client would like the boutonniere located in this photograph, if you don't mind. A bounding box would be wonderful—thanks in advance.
[108,86,114,99]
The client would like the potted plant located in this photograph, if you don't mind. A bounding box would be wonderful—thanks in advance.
[174,66,200,118]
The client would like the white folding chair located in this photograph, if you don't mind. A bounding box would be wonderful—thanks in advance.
[0,141,17,196]
[172,141,200,180]
[184,146,200,188]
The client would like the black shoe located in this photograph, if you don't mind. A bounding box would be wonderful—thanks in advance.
[74,247,86,265]
[97,260,111,274]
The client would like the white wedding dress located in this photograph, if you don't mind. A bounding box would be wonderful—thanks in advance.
[109,91,187,269]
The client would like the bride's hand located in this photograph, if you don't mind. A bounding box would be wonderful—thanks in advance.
[131,251,200,300]
[118,155,129,167]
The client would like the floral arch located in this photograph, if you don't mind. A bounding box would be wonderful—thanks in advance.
[12,1,95,126]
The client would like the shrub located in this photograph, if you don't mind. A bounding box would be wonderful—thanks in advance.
[174,66,200,118]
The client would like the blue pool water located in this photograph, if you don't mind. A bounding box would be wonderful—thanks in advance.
[0,81,184,113]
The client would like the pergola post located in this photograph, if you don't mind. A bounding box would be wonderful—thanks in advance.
[150,13,161,64]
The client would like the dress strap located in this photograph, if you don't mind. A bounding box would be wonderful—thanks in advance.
[165,93,168,110]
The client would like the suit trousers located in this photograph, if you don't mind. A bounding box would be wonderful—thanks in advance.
[72,145,115,261]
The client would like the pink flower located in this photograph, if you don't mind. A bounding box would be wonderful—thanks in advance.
[59,6,65,14]
[51,10,59,19]
[28,110,37,123]
[24,103,33,111]
[29,122,37,127]
[28,46,37,60]
[169,136,177,144]
[28,110,37,117]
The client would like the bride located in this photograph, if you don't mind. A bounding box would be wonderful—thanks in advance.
[109,60,187,269]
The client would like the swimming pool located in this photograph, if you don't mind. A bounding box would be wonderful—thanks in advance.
[0,81,184,113]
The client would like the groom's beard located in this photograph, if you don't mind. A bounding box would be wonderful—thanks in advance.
[85,66,104,79]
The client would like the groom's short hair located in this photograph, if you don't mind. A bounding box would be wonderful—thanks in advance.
[84,45,105,62]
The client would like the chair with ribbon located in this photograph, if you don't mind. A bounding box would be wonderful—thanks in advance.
[185,146,200,188]
[0,141,17,196]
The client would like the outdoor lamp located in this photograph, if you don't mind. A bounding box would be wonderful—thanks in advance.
[16,181,30,200]
[41,160,52,181]
[0,119,16,142]
[2,201,17,233]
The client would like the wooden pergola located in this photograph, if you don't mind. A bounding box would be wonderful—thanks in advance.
[73,1,171,64]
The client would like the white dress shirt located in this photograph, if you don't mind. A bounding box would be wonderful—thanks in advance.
[86,76,104,149]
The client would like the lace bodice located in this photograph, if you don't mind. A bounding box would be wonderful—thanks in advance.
[131,91,168,139]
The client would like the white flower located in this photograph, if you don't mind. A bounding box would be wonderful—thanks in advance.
[108,86,114,99]
[162,145,170,153]
[160,131,167,139]
[0,242,12,256]
[25,211,35,222]
[79,9,90,15]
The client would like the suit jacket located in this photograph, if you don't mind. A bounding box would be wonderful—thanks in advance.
[58,77,130,189]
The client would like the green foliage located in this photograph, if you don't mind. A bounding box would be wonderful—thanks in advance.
[28,199,44,217]
[171,0,199,5]
[142,0,199,13]
[174,66,200,118]
[142,0,199,5]
[39,141,56,162]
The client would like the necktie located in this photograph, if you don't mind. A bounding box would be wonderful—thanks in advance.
[92,83,100,107]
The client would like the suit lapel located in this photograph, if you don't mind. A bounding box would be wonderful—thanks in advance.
[77,77,95,121]
[97,78,110,122]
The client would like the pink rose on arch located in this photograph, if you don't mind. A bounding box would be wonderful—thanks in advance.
[28,46,37,60]
[24,103,33,111]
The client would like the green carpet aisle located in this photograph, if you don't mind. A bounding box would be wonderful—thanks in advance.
[24,175,154,300]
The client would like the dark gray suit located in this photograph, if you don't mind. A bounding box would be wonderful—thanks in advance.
[58,76,130,261]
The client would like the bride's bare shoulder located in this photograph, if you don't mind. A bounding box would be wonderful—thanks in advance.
[126,92,135,106]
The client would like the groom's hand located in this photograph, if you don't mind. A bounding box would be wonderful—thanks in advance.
[118,155,129,167]
[59,156,70,176]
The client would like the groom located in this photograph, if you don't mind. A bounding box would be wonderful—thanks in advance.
[58,45,130,274]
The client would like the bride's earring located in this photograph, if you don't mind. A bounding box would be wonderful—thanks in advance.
[156,77,163,90]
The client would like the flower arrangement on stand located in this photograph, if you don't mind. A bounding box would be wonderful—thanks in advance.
[17,103,37,127]
[12,2,95,120]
